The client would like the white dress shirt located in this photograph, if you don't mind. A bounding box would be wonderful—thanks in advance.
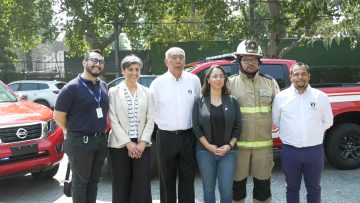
[272,84,333,148]
[150,71,201,131]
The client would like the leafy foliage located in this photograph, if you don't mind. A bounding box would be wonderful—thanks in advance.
[0,0,57,65]
[56,0,151,56]
[57,0,360,58]
[132,0,360,58]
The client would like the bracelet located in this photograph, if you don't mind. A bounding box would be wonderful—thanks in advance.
[227,144,233,149]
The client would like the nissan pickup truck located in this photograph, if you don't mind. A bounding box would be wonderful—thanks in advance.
[185,54,360,170]
[0,80,64,180]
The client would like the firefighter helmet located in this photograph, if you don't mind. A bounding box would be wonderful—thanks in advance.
[236,40,263,57]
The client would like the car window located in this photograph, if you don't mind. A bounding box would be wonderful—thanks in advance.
[108,78,123,89]
[197,69,208,84]
[223,64,239,77]
[20,83,38,91]
[55,82,66,89]
[0,83,17,102]
[259,64,291,89]
[8,83,19,91]
[38,83,49,90]
[139,77,156,87]
[139,78,147,87]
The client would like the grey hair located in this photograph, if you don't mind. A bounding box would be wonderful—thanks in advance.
[120,54,143,71]
[165,47,185,59]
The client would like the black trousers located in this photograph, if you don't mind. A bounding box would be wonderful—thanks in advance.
[109,147,152,203]
[157,129,196,203]
[65,131,108,203]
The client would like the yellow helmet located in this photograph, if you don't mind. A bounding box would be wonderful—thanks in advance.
[236,40,263,57]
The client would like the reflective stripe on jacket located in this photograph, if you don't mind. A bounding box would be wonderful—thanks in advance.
[229,71,279,149]
[237,140,273,148]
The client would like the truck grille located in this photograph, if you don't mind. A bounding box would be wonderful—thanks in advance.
[0,123,42,143]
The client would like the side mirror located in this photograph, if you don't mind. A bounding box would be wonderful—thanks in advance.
[19,93,28,100]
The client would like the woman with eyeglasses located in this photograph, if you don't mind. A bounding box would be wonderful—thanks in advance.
[192,65,242,203]
[108,55,154,203]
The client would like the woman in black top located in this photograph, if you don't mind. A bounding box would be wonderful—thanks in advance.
[192,65,242,203]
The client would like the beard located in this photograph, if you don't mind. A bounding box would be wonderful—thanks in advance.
[240,66,258,77]
[294,82,308,89]
[86,65,102,77]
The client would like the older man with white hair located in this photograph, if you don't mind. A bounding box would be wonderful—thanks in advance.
[150,47,201,203]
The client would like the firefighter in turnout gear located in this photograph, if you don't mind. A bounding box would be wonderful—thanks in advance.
[229,40,279,203]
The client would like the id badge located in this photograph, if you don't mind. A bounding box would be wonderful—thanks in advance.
[96,107,103,118]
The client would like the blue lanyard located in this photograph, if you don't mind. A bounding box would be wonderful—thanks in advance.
[79,76,102,107]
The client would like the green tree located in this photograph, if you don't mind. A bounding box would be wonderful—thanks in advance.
[56,0,159,56]
[0,0,57,65]
[132,0,360,58]
[125,0,233,49]
[57,0,360,58]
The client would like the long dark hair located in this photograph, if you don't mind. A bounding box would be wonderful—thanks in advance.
[201,65,230,96]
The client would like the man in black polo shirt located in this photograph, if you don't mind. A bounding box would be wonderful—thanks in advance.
[53,49,109,203]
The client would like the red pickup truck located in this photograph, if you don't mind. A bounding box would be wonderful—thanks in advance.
[0,80,64,179]
[185,54,360,170]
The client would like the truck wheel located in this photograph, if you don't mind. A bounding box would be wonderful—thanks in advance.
[325,123,360,170]
[31,164,59,179]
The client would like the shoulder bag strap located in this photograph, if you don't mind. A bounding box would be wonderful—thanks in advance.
[65,162,71,181]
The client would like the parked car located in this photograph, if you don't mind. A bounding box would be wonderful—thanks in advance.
[0,80,64,180]
[7,80,66,108]
[107,75,158,89]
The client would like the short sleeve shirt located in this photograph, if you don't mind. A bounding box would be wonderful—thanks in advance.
[55,75,109,133]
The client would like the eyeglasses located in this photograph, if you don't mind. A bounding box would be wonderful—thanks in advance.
[210,74,225,80]
[241,58,258,65]
[87,58,105,65]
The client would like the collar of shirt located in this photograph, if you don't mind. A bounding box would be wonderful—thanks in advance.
[290,83,311,95]
[78,75,100,85]
[166,70,191,81]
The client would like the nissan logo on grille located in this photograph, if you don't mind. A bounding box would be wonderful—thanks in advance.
[16,128,28,139]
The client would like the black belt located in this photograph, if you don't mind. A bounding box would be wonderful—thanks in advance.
[69,131,105,137]
[159,128,192,135]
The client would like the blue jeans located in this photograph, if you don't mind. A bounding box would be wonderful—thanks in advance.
[197,150,237,203]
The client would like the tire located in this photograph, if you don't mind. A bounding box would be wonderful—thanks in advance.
[31,164,59,179]
[325,123,360,170]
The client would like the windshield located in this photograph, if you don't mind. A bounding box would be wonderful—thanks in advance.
[0,83,17,102]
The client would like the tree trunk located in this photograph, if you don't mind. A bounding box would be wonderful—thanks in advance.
[266,0,284,58]
[25,50,33,72]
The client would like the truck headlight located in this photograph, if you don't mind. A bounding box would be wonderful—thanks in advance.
[41,119,59,138]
